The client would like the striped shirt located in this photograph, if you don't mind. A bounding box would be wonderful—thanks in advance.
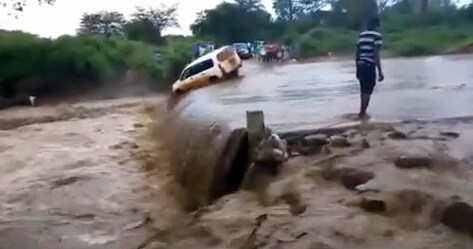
[356,29,382,64]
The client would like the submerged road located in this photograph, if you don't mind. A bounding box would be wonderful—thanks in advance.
[182,54,473,132]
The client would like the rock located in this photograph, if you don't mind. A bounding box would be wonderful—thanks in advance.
[394,156,433,169]
[255,148,286,163]
[133,123,145,128]
[440,131,460,139]
[75,213,96,219]
[329,135,351,148]
[340,170,375,190]
[344,129,359,139]
[441,202,473,236]
[304,134,329,146]
[387,130,408,140]
[297,145,323,156]
[361,138,370,149]
[360,197,386,213]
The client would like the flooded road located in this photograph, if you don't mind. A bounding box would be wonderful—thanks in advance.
[190,54,473,131]
[0,55,473,249]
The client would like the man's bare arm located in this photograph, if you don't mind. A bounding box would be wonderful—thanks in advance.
[374,48,384,81]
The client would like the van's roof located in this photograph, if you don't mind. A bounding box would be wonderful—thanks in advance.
[184,46,230,69]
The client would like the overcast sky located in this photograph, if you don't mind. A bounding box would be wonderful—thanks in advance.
[0,0,470,38]
[0,0,274,38]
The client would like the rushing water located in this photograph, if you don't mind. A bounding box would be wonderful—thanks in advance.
[187,54,473,131]
[1,56,472,249]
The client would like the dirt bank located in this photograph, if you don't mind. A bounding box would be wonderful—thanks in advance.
[140,110,473,249]
[1,97,473,249]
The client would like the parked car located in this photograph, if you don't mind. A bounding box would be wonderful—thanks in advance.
[232,42,253,60]
[172,46,242,93]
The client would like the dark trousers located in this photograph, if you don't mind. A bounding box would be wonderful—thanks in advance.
[356,61,376,94]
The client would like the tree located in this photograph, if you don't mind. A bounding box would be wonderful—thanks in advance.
[78,11,126,37]
[0,0,55,12]
[123,19,161,44]
[131,4,179,35]
[272,0,331,21]
[326,0,402,28]
[273,0,299,21]
[124,4,179,44]
[235,0,264,11]
[191,1,271,44]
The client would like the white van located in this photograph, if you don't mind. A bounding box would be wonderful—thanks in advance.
[172,45,242,93]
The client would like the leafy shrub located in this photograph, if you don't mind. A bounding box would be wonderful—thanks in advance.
[298,28,357,58]
[0,30,194,97]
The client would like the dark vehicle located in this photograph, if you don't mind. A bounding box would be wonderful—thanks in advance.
[232,43,252,60]
[261,43,279,62]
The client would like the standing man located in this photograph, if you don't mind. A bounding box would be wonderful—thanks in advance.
[356,16,384,119]
[192,43,200,59]
[155,50,162,64]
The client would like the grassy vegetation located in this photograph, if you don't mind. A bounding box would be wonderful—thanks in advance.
[1,8,472,99]
[0,30,193,98]
[295,23,473,59]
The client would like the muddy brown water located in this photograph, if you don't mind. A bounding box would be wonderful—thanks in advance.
[0,55,473,249]
[188,54,473,131]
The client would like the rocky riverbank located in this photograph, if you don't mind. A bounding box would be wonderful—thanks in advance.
[1,96,473,249]
[140,115,473,249]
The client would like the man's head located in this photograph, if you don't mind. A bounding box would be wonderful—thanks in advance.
[366,16,380,30]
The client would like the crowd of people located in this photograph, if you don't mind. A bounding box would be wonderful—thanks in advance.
[192,42,216,59]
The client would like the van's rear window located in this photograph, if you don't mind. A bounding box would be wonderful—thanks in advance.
[179,59,214,80]
[217,47,236,62]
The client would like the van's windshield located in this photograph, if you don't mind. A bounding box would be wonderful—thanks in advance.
[179,59,214,81]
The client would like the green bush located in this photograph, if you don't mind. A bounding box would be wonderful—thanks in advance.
[388,39,439,57]
[297,28,357,58]
[161,39,193,80]
[0,30,194,97]
[384,25,473,57]
[295,24,473,58]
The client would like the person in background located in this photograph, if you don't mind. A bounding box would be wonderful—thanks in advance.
[199,45,206,56]
[204,41,212,54]
[155,50,162,64]
[192,43,200,59]
[355,16,384,119]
